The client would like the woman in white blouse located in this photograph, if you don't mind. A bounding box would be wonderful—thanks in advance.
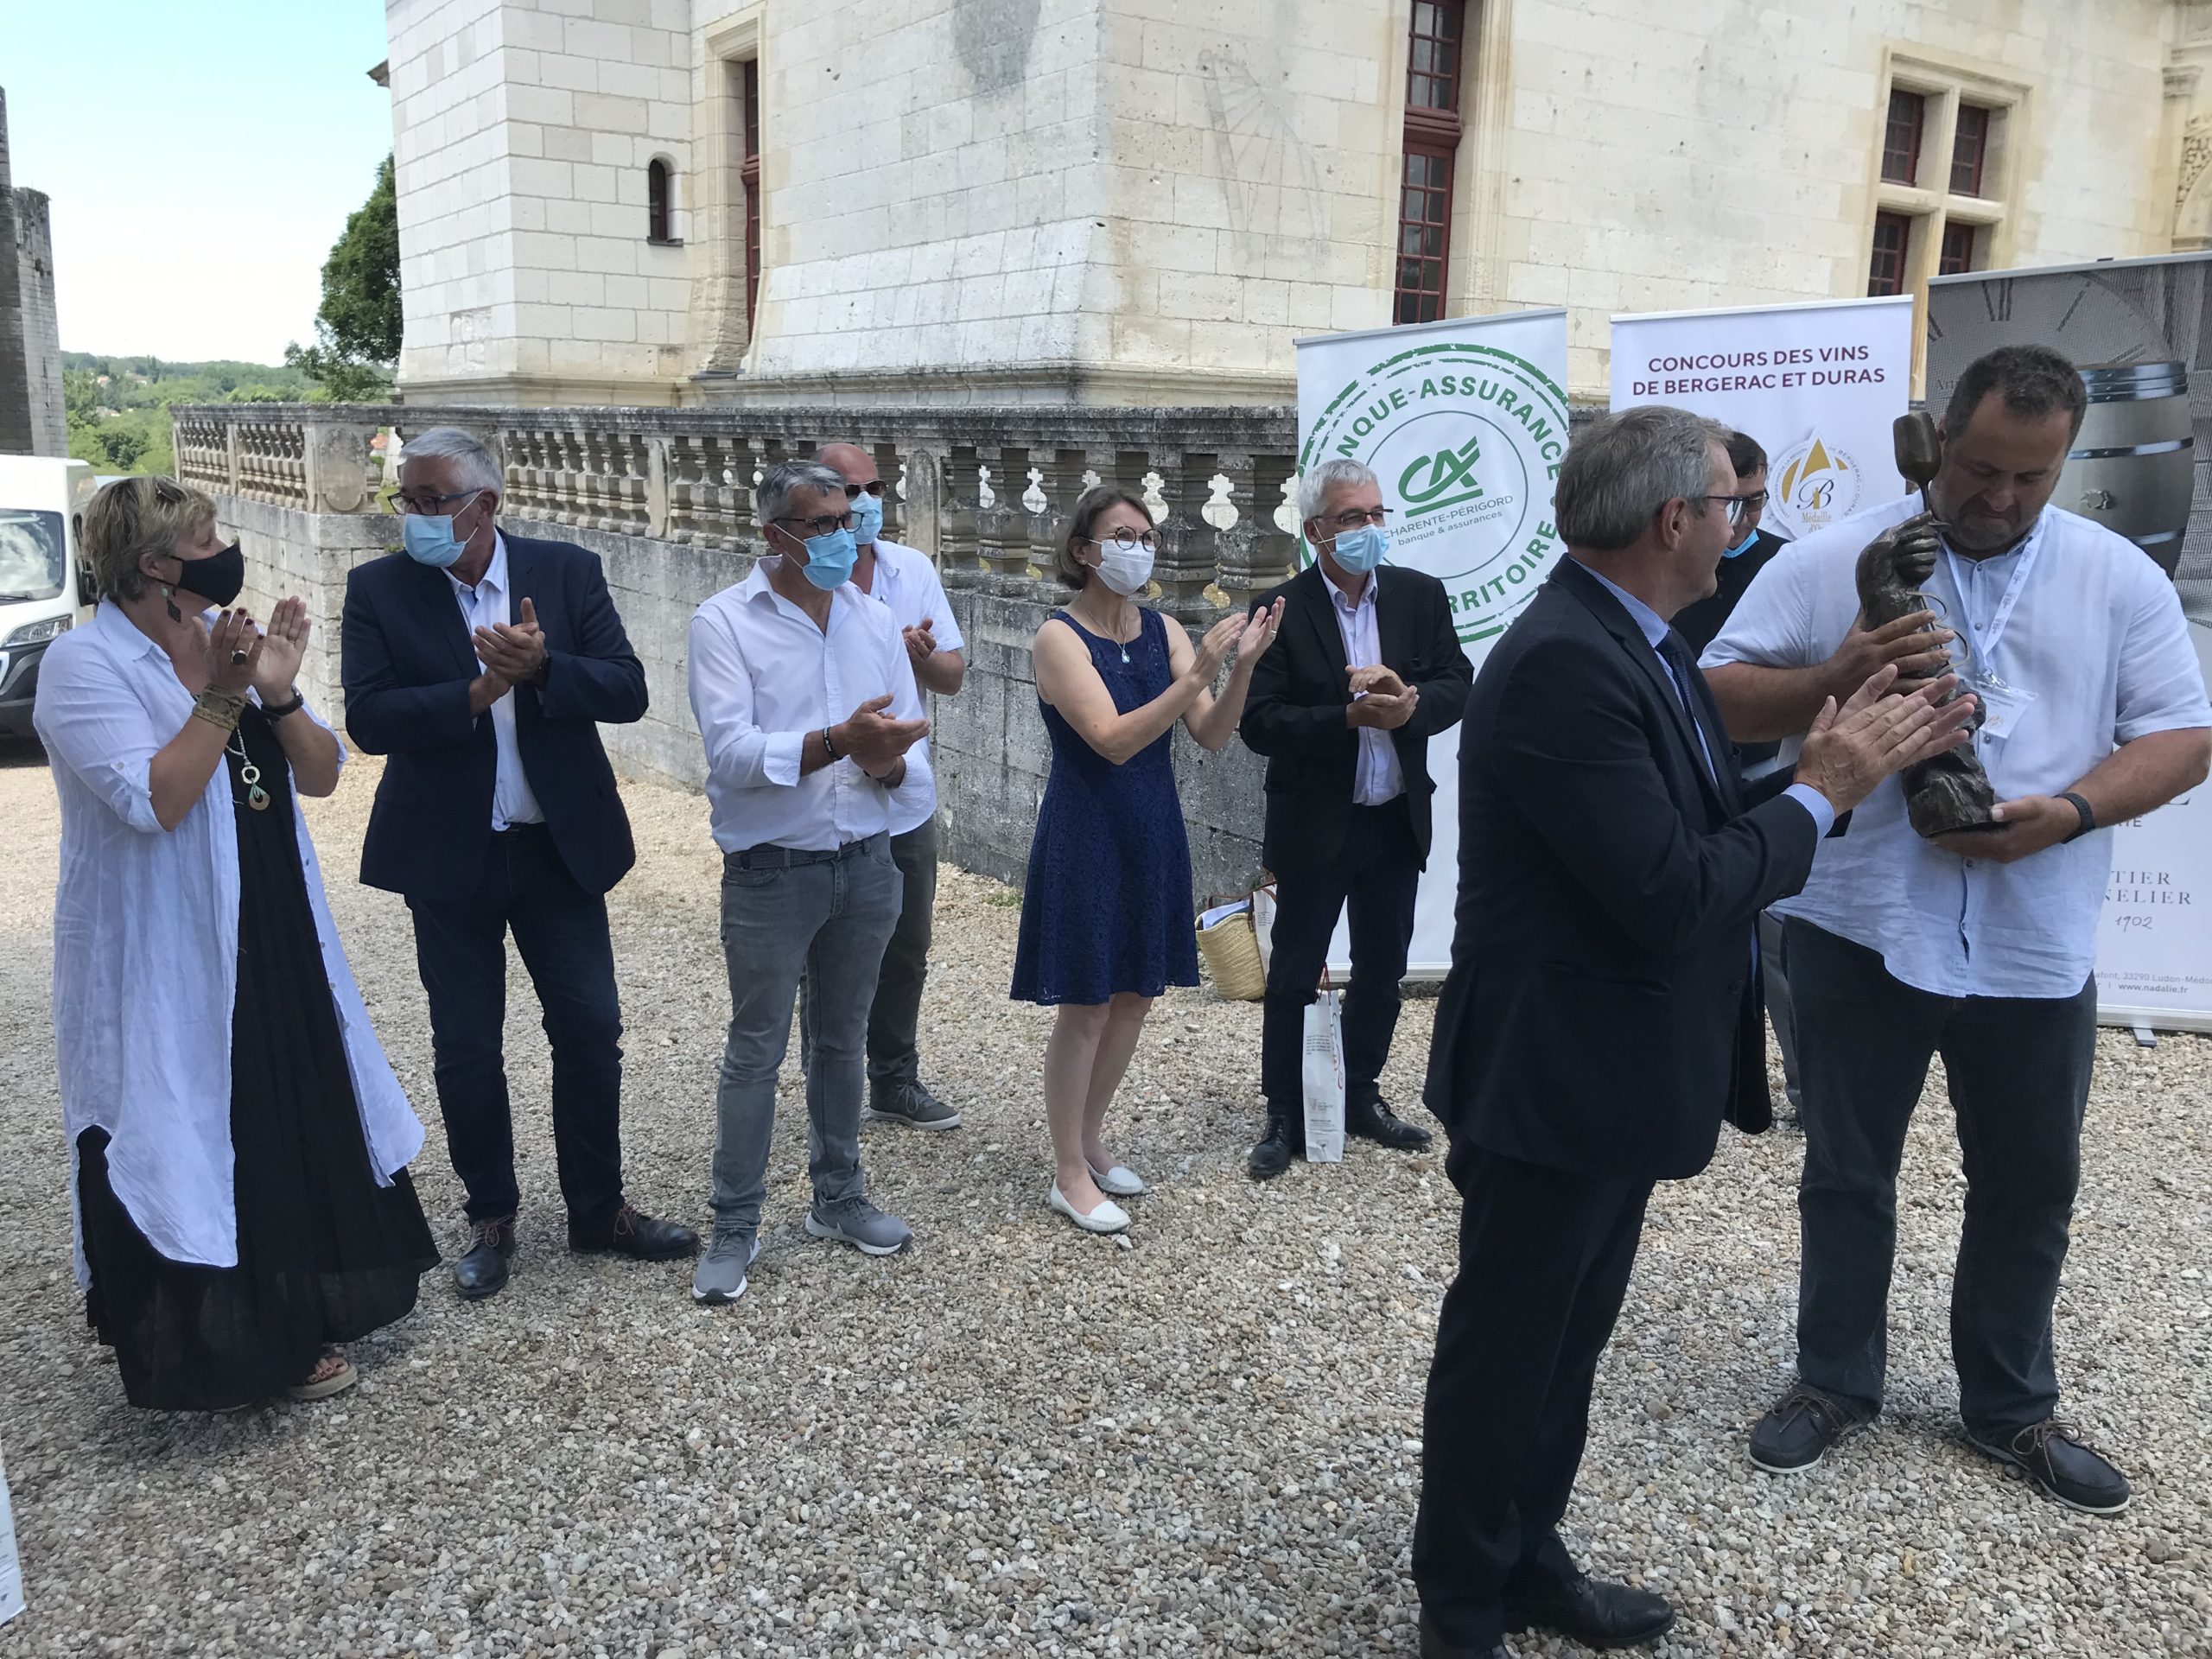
[33,476,435,1411]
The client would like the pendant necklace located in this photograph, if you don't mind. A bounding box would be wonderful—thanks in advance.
[229,728,270,811]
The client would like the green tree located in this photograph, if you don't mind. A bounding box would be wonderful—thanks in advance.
[285,153,400,403]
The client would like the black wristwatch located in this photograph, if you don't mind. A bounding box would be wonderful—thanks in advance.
[262,687,307,721]
[2056,791,2096,842]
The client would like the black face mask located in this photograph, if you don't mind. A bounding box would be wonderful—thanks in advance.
[168,541,245,607]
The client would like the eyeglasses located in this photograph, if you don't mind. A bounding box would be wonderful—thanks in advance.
[1735,489,1769,512]
[388,488,481,516]
[1319,506,1391,532]
[1693,494,1750,528]
[774,511,855,538]
[1092,529,1160,552]
[841,480,887,500]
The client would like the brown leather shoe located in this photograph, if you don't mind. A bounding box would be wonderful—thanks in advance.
[454,1216,517,1300]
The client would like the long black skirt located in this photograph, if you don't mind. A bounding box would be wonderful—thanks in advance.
[76,707,438,1411]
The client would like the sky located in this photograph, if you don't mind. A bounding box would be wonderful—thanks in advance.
[2,1,395,365]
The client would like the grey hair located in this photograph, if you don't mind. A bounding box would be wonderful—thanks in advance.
[401,427,503,495]
[1554,405,1732,552]
[1298,457,1378,524]
[756,460,848,528]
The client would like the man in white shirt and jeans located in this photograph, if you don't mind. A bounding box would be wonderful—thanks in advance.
[813,442,967,1131]
[1702,346,2211,1514]
[686,461,931,1305]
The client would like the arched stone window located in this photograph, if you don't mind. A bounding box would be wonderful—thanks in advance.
[647,157,677,245]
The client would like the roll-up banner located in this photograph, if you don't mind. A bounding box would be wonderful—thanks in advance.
[1607,295,1916,539]
[1294,308,1573,978]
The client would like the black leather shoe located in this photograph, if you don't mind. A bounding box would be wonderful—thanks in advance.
[1748,1382,1873,1473]
[1503,1573,1675,1649]
[569,1203,701,1261]
[1417,1613,1509,1659]
[454,1216,517,1300]
[1345,1097,1433,1152]
[1248,1121,1301,1181]
[1968,1418,2132,1515]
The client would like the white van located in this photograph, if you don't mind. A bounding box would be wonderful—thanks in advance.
[0,455,99,739]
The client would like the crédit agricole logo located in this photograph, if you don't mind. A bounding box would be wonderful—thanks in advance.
[1300,341,1569,645]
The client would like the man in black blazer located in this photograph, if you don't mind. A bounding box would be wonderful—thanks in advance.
[1412,408,1975,1659]
[1240,458,1472,1179]
[342,427,696,1301]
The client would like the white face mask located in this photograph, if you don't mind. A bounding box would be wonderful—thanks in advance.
[1092,537,1155,597]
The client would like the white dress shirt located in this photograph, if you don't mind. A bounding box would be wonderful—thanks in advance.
[446,532,544,831]
[1324,569,1404,806]
[857,537,964,836]
[689,557,920,853]
[1701,498,2211,998]
[33,602,424,1279]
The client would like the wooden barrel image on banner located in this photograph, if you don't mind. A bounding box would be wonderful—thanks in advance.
[2069,361,2196,575]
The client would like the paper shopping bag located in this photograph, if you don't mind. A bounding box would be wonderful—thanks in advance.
[1301,989,1345,1163]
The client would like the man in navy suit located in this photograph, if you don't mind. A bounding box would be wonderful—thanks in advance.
[342,427,697,1300]
[1411,408,1975,1658]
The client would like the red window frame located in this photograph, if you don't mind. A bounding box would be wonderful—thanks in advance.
[1881,89,1924,186]
[741,59,762,329]
[1867,211,1912,296]
[1950,104,1989,197]
[1938,219,1979,276]
[1395,0,1466,326]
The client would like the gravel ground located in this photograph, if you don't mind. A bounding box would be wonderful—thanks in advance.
[0,738,2209,1658]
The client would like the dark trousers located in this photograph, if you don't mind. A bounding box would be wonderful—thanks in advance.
[1414,1148,1654,1649]
[867,816,938,1090]
[1259,798,1421,1118]
[1758,910,1802,1112]
[406,823,626,1228]
[1784,918,2094,1438]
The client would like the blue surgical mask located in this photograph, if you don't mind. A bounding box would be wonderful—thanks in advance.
[1330,524,1389,575]
[400,494,481,569]
[849,492,884,545]
[798,526,858,589]
[1723,527,1759,558]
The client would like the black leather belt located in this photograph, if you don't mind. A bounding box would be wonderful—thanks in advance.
[726,832,887,871]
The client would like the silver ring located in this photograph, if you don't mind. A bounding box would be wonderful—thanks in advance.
[230,649,249,664]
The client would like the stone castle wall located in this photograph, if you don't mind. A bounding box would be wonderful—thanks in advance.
[0,86,34,457]
[14,185,63,456]
[380,0,2186,408]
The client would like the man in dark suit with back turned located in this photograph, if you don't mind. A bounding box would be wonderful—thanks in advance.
[342,427,697,1301]
[1239,457,1472,1179]
[1413,407,1978,1658]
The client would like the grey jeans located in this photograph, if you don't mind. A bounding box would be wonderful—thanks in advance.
[710,835,902,1238]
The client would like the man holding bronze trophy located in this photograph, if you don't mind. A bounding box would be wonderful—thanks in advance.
[1702,346,2212,1514]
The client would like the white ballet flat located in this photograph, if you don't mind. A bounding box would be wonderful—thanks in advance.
[1087,1160,1146,1198]
[1048,1183,1131,1234]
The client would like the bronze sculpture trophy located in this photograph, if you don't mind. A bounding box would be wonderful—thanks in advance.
[1853,412,1999,836]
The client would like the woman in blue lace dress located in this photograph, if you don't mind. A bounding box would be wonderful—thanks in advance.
[1011,486,1282,1234]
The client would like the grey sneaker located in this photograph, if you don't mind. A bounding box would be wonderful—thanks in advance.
[804,1197,914,1256]
[865,1081,961,1130]
[690,1230,760,1305]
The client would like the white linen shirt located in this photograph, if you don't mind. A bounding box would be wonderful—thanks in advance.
[689,558,919,853]
[1325,569,1405,806]
[446,531,544,831]
[857,537,964,836]
[33,602,424,1280]
[1700,497,2211,998]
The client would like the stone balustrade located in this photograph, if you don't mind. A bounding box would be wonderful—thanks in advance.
[170,401,1303,616]
[171,399,1303,897]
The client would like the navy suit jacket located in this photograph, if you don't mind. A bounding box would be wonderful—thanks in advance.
[1422,556,1821,1182]
[340,532,648,905]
